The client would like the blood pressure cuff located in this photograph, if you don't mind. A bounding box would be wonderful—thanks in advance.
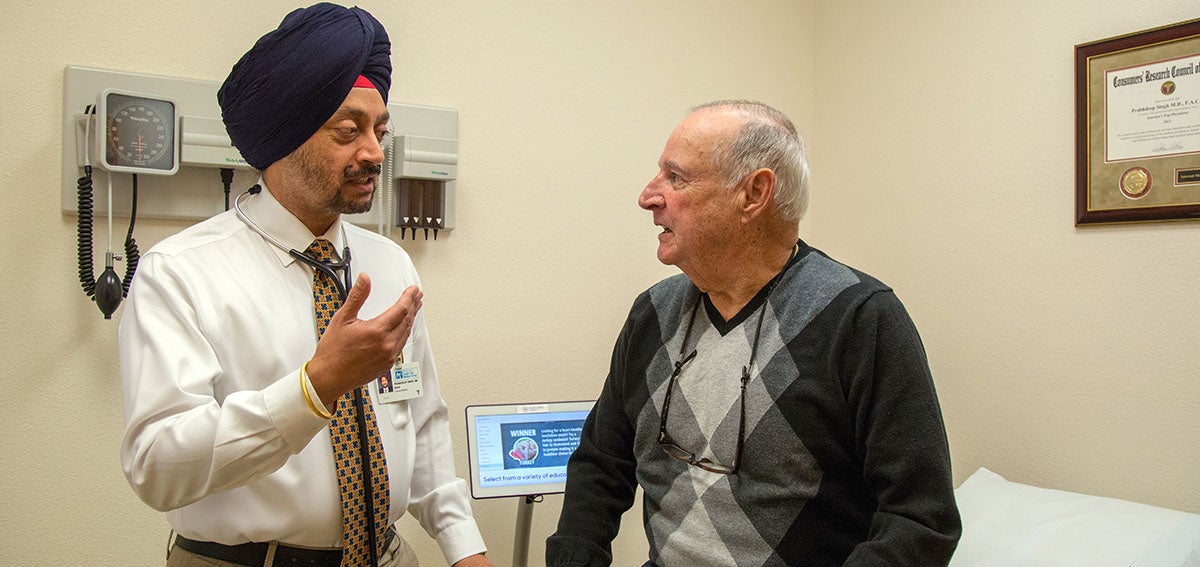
[217,2,392,170]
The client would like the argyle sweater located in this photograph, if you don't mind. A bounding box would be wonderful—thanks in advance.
[547,241,960,566]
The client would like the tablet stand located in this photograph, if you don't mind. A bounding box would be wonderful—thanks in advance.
[512,494,540,567]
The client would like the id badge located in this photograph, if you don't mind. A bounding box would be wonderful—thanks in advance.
[378,356,423,403]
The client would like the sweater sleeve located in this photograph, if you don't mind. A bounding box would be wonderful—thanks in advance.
[546,305,644,566]
[840,291,962,566]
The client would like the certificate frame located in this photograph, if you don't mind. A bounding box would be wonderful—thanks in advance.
[1075,19,1200,225]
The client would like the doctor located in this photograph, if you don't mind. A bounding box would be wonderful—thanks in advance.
[119,4,492,566]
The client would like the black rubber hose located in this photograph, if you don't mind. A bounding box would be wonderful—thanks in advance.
[122,174,140,297]
[77,164,96,297]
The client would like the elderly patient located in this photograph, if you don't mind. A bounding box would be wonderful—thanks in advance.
[547,100,961,567]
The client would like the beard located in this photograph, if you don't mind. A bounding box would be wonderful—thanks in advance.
[326,181,375,215]
[290,144,382,216]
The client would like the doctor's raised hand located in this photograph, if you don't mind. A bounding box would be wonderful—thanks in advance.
[306,273,424,407]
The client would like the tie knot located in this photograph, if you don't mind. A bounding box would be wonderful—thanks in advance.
[306,239,337,263]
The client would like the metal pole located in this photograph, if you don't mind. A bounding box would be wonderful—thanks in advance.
[512,495,538,567]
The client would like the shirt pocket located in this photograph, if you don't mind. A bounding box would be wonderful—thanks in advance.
[384,399,411,429]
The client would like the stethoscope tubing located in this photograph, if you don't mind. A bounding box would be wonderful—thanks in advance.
[233,187,354,300]
[232,185,382,565]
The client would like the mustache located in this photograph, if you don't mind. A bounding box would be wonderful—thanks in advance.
[343,164,383,179]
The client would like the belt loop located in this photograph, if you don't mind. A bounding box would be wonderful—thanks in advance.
[264,541,278,567]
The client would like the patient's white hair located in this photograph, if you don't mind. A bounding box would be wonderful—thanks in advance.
[694,100,810,223]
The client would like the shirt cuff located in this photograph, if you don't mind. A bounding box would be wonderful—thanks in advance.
[262,368,334,453]
[435,519,488,566]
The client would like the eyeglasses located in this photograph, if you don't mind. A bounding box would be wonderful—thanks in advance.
[657,341,748,474]
[656,245,796,475]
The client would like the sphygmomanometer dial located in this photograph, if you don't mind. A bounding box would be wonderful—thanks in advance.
[100,90,179,175]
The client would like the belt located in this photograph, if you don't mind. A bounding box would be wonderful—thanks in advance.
[174,528,396,567]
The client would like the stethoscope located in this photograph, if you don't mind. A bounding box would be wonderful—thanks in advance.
[233,185,354,300]
[233,183,385,565]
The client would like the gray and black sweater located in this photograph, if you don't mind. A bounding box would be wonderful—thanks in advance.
[547,240,960,566]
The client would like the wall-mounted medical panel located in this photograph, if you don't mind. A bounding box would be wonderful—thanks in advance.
[62,65,254,222]
[345,103,458,239]
[62,65,458,236]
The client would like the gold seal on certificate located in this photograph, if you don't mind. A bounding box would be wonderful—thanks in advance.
[1119,167,1152,199]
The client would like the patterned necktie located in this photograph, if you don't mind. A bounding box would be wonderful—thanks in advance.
[307,239,390,566]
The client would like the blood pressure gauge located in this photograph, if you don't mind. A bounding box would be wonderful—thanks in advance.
[97,89,179,175]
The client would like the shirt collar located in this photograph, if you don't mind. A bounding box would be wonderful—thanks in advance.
[238,178,346,266]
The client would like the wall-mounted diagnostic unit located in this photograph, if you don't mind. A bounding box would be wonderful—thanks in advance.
[345,103,459,240]
[97,90,180,175]
[63,65,461,319]
[74,88,186,318]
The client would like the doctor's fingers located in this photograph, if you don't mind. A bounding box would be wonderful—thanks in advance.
[374,286,423,330]
[336,273,372,321]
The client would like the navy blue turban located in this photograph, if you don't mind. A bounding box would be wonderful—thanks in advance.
[218,3,391,170]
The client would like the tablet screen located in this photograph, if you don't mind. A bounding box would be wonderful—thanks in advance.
[464,400,594,499]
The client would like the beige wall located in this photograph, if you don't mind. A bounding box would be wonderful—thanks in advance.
[1,0,1196,565]
[810,0,1200,514]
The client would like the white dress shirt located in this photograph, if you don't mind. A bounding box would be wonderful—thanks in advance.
[119,182,485,564]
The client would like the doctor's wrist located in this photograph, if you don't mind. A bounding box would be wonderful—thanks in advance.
[300,360,334,419]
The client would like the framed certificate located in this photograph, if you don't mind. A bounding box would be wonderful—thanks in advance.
[1076,19,1200,224]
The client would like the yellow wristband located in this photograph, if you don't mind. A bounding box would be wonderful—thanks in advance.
[300,361,334,419]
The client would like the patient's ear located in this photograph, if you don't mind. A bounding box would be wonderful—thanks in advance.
[739,168,775,223]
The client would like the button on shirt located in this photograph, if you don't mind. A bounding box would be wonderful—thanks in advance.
[119,182,485,564]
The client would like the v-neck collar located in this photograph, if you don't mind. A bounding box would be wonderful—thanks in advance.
[699,240,806,335]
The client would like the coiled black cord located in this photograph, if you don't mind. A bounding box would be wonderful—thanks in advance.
[77,162,96,297]
[122,174,140,297]
[75,103,140,316]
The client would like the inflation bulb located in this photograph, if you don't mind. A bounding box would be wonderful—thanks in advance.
[94,252,124,319]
